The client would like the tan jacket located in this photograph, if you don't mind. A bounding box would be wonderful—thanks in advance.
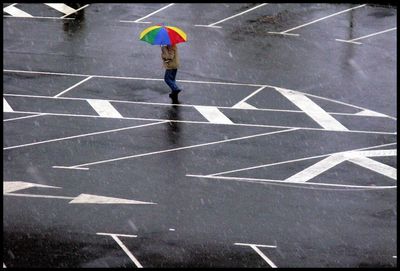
[161,45,179,69]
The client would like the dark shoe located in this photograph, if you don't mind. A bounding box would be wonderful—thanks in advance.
[169,91,180,104]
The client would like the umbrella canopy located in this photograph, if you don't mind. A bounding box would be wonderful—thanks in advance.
[140,25,187,46]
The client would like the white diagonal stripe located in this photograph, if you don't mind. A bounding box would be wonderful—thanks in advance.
[345,149,396,158]
[3,4,33,17]
[87,99,123,118]
[284,154,347,183]
[3,98,14,112]
[232,101,258,109]
[208,3,268,26]
[348,156,397,180]
[194,106,233,124]
[276,88,348,131]
[355,109,388,118]
[44,3,76,15]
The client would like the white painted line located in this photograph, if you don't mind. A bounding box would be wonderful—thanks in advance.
[52,166,89,170]
[335,39,362,45]
[3,98,14,112]
[4,121,166,150]
[209,142,397,176]
[3,4,33,17]
[3,15,75,20]
[60,4,90,18]
[54,76,92,97]
[206,3,268,27]
[234,243,277,268]
[354,109,389,118]
[3,113,46,122]
[110,235,143,268]
[44,3,76,15]
[194,106,233,124]
[277,4,366,35]
[232,101,258,110]
[186,174,397,189]
[4,109,396,135]
[3,263,5,268]
[120,20,151,24]
[97,233,138,238]
[393,256,397,258]
[69,194,157,204]
[4,193,73,200]
[284,154,346,183]
[251,245,277,268]
[169,228,175,231]
[275,87,348,131]
[194,24,222,28]
[339,27,397,43]
[348,156,397,180]
[267,32,299,36]
[234,243,277,248]
[4,181,61,193]
[232,86,266,108]
[134,3,174,23]
[56,128,298,169]
[87,99,123,118]
[344,149,396,158]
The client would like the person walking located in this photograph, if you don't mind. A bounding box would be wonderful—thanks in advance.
[161,45,182,103]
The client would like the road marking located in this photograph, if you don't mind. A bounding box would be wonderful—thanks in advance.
[232,86,266,108]
[194,106,233,124]
[232,101,258,110]
[96,233,143,268]
[285,149,396,183]
[4,191,156,205]
[3,15,75,20]
[4,121,166,150]
[336,27,396,44]
[69,194,157,204]
[3,181,60,193]
[54,76,92,97]
[197,3,268,27]
[209,142,397,176]
[3,98,14,112]
[234,243,277,268]
[44,3,76,15]
[285,154,346,183]
[354,109,389,118]
[186,175,397,189]
[3,92,396,120]
[2,69,397,121]
[52,166,89,170]
[130,3,174,23]
[348,156,396,180]
[3,263,6,268]
[3,4,33,17]
[53,128,298,169]
[87,99,123,118]
[268,4,366,36]
[60,4,90,18]
[169,228,175,231]
[275,87,348,131]
[4,109,396,135]
[3,113,46,122]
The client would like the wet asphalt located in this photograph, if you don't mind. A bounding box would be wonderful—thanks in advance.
[3,3,397,268]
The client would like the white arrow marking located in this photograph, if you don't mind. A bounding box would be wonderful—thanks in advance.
[87,99,123,118]
[3,181,60,193]
[275,88,348,131]
[97,233,143,268]
[234,243,277,268]
[69,194,157,204]
[194,106,233,124]
[3,98,14,112]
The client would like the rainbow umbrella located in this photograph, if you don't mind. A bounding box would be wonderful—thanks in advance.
[139,24,187,46]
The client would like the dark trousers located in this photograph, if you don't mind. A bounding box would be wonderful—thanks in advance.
[164,69,181,93]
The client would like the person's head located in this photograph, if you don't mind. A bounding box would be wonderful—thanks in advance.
[167,44,176,50]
